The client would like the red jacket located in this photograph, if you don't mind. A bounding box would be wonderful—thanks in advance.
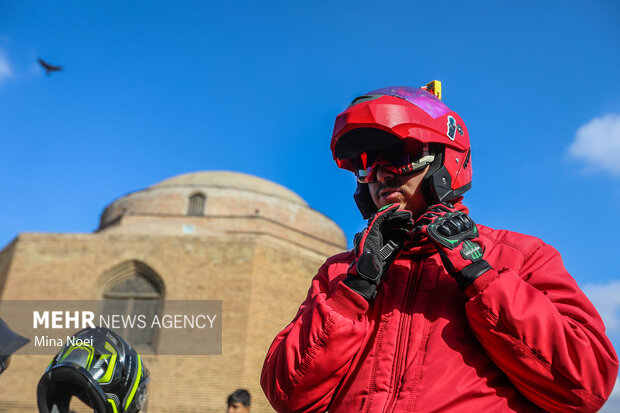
[261,210,619,412]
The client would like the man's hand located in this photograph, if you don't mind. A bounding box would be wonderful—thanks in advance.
[414,203,492,290]
[345,203,414,301]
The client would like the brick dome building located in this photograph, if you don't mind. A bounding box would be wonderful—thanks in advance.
[0,171,347,412]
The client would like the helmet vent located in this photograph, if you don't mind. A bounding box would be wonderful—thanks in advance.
[463,149,471,168]
[348,94,382,107]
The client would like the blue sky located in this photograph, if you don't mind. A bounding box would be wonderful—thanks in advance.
[1,0,620,408]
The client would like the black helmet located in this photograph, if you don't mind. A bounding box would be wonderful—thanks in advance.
[0,318,30,375]
[37,327,149,413]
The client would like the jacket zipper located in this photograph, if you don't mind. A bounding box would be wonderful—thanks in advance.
[382,261,420,413]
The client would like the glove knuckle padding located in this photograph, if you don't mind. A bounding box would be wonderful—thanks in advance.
[444,221,460,234]
[452,217,464,231]
[438,224,453,236]
[416,206,492,289]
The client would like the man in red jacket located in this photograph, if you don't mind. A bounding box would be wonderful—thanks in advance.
[261,83,619,412]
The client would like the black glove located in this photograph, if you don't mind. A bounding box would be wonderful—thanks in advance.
[414,203,492,290]
[345,203,414,301]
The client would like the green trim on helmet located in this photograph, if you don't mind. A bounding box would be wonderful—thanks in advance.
[107,398,119,413]
[59,345,95,369]
[97,342,118,385]
[124,354,143,411]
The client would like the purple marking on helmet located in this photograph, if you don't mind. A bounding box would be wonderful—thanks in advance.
[369,86,450,119]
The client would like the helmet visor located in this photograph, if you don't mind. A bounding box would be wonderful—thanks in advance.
[364,86,450,118]
[355,152,435,183]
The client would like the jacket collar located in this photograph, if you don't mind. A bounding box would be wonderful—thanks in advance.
[401,198,469,256]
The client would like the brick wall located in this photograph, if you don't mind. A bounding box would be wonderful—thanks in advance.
[0,172,348,412]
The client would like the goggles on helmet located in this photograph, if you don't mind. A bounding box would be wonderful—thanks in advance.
[355,151,435,183]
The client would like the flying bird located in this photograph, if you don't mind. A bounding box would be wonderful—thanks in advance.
[37,58,63,75]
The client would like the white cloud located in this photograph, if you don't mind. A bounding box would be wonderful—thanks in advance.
[582,280,620,332]
[568,114,620,176]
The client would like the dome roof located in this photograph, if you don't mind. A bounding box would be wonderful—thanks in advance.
[152,171,307,205]
[97,170,346,254]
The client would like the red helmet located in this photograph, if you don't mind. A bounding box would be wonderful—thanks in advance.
[331,85,472,218]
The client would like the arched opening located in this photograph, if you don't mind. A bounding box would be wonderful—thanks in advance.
[100,260,165,350]
[187,192,206,216]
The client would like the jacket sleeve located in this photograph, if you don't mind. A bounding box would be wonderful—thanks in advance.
[465,241,619,413]
[260,257,370,413]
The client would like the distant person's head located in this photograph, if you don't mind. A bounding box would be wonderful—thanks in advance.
[0,318,30,376]
[227,389,251,413]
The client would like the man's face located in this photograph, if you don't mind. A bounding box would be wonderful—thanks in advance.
[227,402,250,413]
[368,164,429,218]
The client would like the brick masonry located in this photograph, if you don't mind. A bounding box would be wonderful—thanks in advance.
[0,171,348,412]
